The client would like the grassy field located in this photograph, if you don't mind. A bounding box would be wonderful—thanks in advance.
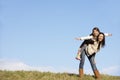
[0,70,120,80]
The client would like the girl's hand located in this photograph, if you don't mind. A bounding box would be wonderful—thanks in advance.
[108,33,112,36]
[75,38,81,40]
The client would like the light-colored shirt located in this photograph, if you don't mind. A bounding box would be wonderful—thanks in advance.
[85,41,100,56]
[80,33,110,40]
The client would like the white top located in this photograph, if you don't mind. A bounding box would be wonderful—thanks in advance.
[85,41,100,56]
[80,33,110,40]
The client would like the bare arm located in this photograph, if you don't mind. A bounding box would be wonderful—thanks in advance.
[75,35,93,40]
[104,33,112,37]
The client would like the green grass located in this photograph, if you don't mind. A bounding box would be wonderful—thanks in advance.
[0,70,120,80]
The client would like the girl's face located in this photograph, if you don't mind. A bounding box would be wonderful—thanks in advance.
[93,29,99,37]
[98,34,104,42]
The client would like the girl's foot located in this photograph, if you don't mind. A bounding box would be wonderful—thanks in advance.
[75,57,81,60]
[75,52,81,60]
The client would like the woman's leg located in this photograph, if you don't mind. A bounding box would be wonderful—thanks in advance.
[88,53,97,71]
[79,49,86,78]
[79,46,86,69]
[88,54,100,79]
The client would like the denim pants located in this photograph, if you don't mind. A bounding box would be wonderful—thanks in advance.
[79,45,98,71]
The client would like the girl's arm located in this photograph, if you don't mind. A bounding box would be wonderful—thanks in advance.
[104,33,112,37]
[75,35,93,40]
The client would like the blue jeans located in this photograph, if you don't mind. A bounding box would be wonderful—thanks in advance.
[79,45,98,71]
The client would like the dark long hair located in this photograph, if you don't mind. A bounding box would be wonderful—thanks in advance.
[90,27,100,36]
[97,32,105,50]
[80,27,100,48]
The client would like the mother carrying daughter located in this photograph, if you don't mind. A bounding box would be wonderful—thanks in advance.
[75,27,112,79]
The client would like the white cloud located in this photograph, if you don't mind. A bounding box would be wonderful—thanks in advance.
[0,59,120,76]
[0,59,77,74]
[101,66,120,76]
[0,59,56,72]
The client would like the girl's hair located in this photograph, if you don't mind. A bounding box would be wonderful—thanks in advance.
[97,32,105,50]
[90,27,100,36]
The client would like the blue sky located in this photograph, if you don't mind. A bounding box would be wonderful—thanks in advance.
[0,0,120,76]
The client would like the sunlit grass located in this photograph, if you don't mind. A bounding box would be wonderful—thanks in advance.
[0,70,120,80]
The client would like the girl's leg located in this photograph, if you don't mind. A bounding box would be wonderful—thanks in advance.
[76,44,87,60]
[76,49,81,60]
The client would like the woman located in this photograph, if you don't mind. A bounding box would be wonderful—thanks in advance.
[75,27,111,60]
[78,32,105,79]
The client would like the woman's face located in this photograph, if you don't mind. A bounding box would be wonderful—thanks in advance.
[93,29,99,37]
[98,34,104,42]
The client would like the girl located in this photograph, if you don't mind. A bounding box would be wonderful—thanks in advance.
[75,27,112,60]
